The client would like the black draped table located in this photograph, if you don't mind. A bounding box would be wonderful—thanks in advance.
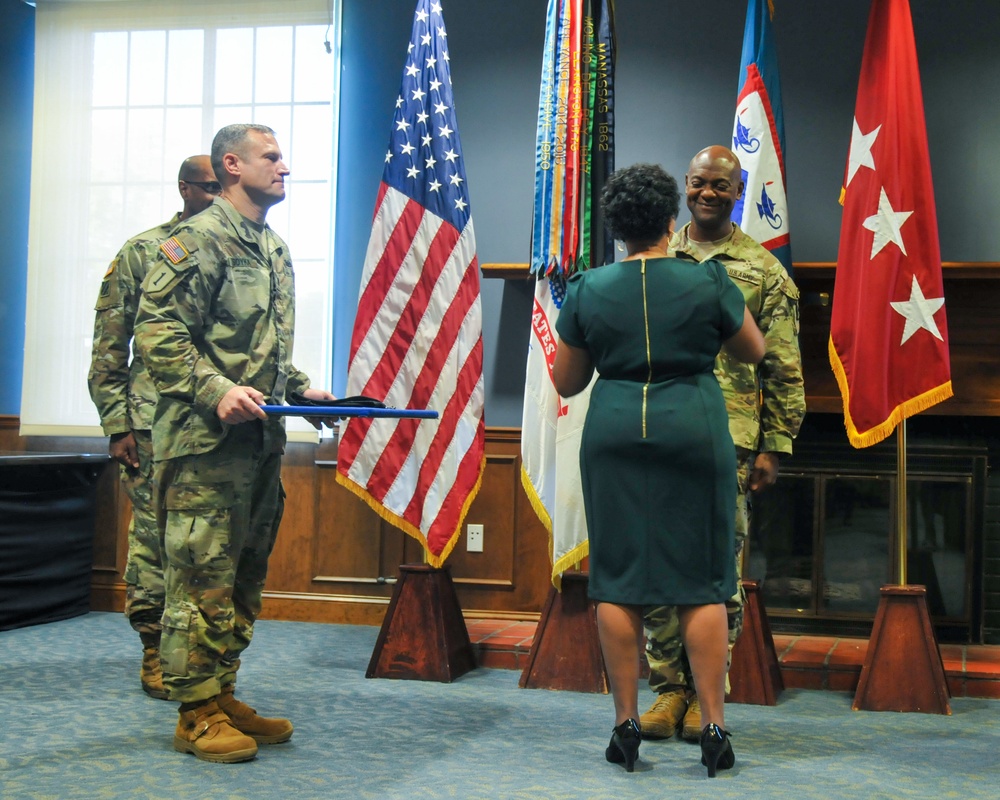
[0,452,108,631]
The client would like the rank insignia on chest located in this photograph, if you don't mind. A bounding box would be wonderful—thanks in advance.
[160,237,189,265]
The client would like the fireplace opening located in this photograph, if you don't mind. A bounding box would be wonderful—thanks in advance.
[747,414,990,644]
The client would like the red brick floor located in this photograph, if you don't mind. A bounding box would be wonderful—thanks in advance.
[467,618,1000,699]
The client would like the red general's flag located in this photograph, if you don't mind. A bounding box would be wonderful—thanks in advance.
[829,0,951,448]
[336,0,485,565]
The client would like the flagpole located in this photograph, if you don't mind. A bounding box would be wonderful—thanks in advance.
[841,0,950,715]
[519,0,615,694]
[855,409,949,714]
[896,420,907,585]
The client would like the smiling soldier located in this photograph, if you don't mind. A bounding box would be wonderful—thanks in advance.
[639,145,805,742]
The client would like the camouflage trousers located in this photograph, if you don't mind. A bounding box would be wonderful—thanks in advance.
[642,449,753,693]
[121,429,164,635]
[156,421,285,703]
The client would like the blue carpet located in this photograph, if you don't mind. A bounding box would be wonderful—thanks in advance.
[0,612,996,799]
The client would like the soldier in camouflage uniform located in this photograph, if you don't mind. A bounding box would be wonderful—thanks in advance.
[134,124,335,764]
[640,146,805,741]
[87,155,220,700]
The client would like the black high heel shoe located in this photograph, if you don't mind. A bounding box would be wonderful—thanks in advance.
[605,718,641,772]
[699,723,735,777]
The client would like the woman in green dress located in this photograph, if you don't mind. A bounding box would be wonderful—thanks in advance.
[553,163,764,776]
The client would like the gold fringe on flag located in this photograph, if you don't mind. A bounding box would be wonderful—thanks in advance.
[829,336,953,449]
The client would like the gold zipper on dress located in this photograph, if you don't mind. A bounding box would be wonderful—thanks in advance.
[641,258,652,439]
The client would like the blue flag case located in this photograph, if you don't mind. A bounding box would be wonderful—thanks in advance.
[260,405,438,420]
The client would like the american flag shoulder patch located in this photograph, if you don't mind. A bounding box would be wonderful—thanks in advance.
[160,237,189,265]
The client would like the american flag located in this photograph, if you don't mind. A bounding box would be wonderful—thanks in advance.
[336,0,485,565]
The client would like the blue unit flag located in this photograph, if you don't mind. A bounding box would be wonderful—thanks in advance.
[731,0,792,273]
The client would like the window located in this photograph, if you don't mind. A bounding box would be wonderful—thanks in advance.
[23,0,341,439]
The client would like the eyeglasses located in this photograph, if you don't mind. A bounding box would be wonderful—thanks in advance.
[183,180,222,194]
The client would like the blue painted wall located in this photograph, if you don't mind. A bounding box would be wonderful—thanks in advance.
[2,0,998,424]
[331,0,1000,425]
[330,2,412,399]
[0,0,33,415]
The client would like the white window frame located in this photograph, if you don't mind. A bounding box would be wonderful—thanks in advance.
[22,0,342,441]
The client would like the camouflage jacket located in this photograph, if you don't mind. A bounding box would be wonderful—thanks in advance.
[88,213,181,436]
[134,199,310,460]
[671,223,805,455]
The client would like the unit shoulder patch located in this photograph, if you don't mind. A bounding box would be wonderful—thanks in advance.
[94,258,122,310]
[144,251,199,302]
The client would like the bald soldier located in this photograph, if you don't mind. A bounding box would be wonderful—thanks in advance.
[639,145,805,741]
[88,155,221,700]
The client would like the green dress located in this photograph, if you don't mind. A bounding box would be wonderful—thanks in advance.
[555,256,745,605]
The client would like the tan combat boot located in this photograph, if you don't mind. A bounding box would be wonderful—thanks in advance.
[681,692,702,741]
[638,688,688,740]
[217,684,294,744]
[138,632,168,700]
[174,698,258,763]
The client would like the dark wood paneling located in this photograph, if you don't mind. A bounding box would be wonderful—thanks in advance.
[46,421,552,624]
[313,461,391,587]
[263,444,319,589]
[287,431,551,620]
[448,453,518,587]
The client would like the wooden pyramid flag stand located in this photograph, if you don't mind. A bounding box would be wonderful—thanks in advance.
[519,571,608,693]
[852,423,951,714]
[366,563,476,682]
[852,584,950,713]
[727,579,784,705]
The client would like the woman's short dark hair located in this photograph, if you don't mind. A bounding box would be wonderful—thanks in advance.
[601,163,680,244]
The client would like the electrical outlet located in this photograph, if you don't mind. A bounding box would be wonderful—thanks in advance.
[467,523,484,553]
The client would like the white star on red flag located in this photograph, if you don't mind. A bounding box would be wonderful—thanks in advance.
[890,275,945,344]
[846,118,881,188]
[862,186,913,258]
